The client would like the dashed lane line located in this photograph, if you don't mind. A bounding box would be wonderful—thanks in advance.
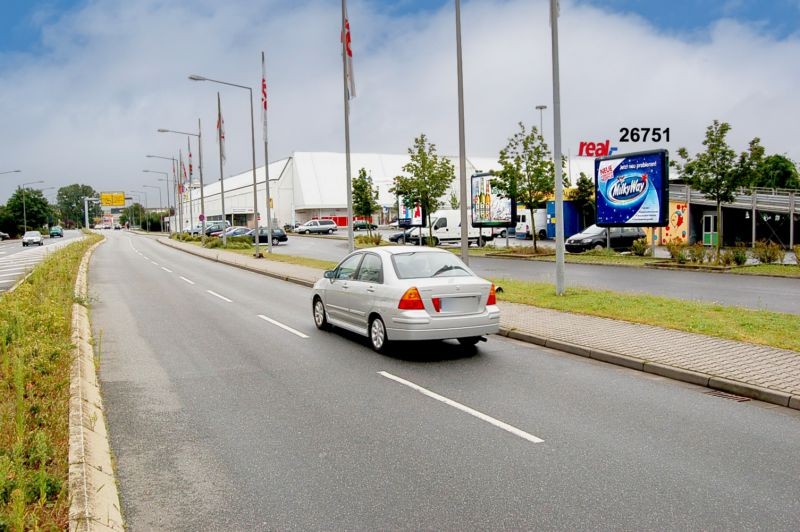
[161,266,173,273]
[179,276,195,285]
[206,290,232,303]
[257,315,309,339]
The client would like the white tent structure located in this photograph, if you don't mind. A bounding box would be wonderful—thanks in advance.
[177,151,502,230]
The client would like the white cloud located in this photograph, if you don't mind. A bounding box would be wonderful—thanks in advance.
[1,0,798,202]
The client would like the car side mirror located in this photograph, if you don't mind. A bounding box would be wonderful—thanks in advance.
[324,270,335,279]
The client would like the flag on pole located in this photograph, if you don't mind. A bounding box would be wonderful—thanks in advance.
[342,1,356,99]
[261,51,268,140]
[217,105,226,164]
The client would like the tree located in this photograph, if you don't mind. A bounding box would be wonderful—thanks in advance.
[57,184,101,228]
[492,122,565,251]
[390,134,455,244]
[352,167,381,237]
[120,203,146,228]
[674,120,741,251]
[5,187,52,233]
[572,172,596,228]
[448,190,459,210]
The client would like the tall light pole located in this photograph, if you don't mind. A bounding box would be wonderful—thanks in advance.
[535,104,547,136]
[132,190,149,231]
[158,123,207,243]
[549,0,565,295]
[143,170,169,231]
[455,0,469,264]
[20,180,44,231]
[84,197,99,229]
[145,155,178,232]
[143,185,162,231]
[189,74,261,257]
[0,170,21,175]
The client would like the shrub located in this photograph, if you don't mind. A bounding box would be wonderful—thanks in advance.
[666,241,687,261]
[717,249,734,266]
[753,240,785,264]
[203,237,222,248]
[731,244,748,266]
[630,237,649,257]
[355,233,383,246]
[793,245,800,267]
[688,243,707,264]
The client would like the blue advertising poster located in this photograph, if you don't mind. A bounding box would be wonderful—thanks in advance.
[594,149,668,227]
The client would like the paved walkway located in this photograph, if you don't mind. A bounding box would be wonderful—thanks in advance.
[156,236,800,411]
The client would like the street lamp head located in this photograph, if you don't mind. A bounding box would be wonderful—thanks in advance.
[536,105,547,111]
[157,128,169,133]
[188,75,206,81]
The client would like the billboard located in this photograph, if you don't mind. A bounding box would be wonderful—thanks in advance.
[470,172,516,228]
[397,196,426,228]
[594,150,668,227]
[100,191,126,207]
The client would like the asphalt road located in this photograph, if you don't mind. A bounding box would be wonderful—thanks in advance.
[91,231,800,530]
[271,234,800,314]
[0,229,82,294]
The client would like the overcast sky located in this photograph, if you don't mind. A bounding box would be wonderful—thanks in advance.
[1,0,799,203]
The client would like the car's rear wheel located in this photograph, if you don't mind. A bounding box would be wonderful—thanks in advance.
[313,297,330,330]
[457,336,481,346]
[594,243,604,251]
[397,236,405,245]
[538,229,547,240]
[327,228,334,234]
[369,316,389,353]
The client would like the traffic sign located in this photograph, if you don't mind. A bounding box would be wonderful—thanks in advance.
[199,214,205,221]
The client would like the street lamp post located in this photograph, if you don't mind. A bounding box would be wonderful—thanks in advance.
[83,197,99,229]
[143,185,162,231]
[158,121,207,242]
[20,180,44,231]
[143,170,169,231]
[189,74,262,257]
[535,104,547,136]
[0,170,21,175]
[132,190,149,231]
[145,155,178,232]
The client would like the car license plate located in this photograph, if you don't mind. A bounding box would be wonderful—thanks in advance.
[440,296,479,313]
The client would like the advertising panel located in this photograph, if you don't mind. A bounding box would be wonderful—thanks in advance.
[594,149,668,227]
[397,195,426,228]
[100,191,126,207]
[470,172,516,228]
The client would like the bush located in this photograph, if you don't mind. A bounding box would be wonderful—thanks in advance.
[203,237,222,248]
[688,243,707,264]
[355,233,383,246]
[630,237,650,257]
[666,241,687,263]
[793,245,800,267]
[717,249,734,266]
[753,240,785,264]
[731,244,748,266]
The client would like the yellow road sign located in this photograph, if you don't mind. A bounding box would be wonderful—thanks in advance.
[100,192,125,207]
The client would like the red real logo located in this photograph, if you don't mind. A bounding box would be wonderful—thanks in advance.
[578,140,618,157]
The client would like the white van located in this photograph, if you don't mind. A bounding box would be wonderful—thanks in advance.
[426,209,488,247]
[515,209,547,240]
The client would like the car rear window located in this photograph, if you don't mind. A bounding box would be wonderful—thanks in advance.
[391,252,472,279]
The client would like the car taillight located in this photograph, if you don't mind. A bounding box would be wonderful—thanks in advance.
[398,287,425,310]
[431,297,441,312]
[487,284,497,305]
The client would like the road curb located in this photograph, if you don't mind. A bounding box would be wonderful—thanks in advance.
[498,327,799,411]
[69,236,124,532]
[150,237,800,413]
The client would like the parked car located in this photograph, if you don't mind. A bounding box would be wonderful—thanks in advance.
[565,224,646,252]
[246,227,288,244]
[515,210,547,240]
[296,219,338,234]
[283,222,301,232]
[22,231,44,246]
[0,230,9,240]
[311,246,500,353]
[205,221,232,236]
[388,229,413,244]
[352,220,378,231]
[221,226,251,238]
[49,226,64,238]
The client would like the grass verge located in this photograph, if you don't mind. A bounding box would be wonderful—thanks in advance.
[494,277,800,352]
[0,234,102,529]
[729,264,800,278]
[213,245,338,271]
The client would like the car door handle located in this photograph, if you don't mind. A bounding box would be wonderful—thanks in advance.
[366,287,375,293]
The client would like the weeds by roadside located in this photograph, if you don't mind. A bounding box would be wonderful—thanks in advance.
[0,234,101,529]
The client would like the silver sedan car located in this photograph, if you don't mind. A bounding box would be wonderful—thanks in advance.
[312,246,500,352]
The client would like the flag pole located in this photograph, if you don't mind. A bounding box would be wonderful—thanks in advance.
[341,0,354,253]
[187,137,194,232]
[262,51,273,253]
[217,92,228,247]
[198,118,207,245]
[178,148,185,232]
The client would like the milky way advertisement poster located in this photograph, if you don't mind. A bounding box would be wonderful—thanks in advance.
[594,149,669,227]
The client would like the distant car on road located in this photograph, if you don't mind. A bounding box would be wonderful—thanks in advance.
[565,224,646,252]
[49,226,64,238]
[0,230,9,240]
[352,220,378,231]
[220,226,251,238]
[22,231,44,246]
[205,221,232,236]
[296,219,338,234]
[311,246,500,353]
[246,227,288,244]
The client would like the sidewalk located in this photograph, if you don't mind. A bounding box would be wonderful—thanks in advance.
[157,236,800,411]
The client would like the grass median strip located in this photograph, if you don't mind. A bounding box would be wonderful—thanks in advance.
[494,278,800,352]
[0,233,102,529]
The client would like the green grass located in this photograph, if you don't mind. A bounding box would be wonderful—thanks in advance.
[494,278,800,352]
[729,264,800,278]
[226,247,338,271]
[0,233,102,529]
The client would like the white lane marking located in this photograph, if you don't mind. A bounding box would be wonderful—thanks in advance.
[151,261,159,266]
[142,256,149,260]
[161,266,173,273]
[0,272,28,278]
[257,314,309,339]
[0,279,16,285]
[179,276,195,285]
[378,371,544,444]
[206,290,232,303]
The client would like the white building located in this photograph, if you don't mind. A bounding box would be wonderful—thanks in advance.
[173,151,502,230]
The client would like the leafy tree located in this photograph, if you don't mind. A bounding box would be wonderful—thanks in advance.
[448,190,459,210]
[57,184,101,228]
[120,203,146,229]
[572,172,596,228]
[390,134,455,244]
[5,187,51,232]
[0,205,16,236]
[674,120,741,251]
[492,122,565,251]
[748,152,800,189]
[352,167,380,237]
